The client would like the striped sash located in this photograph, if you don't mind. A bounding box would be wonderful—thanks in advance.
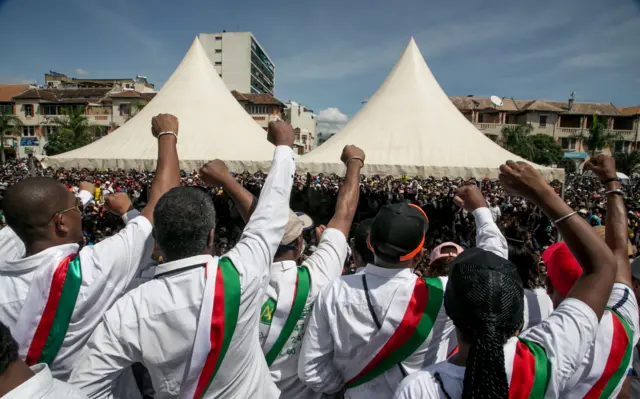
[508,338,551,398]
[179,257,241,399]
[16,253,82,366]
[346,277,444,388]
[262,266,311,366]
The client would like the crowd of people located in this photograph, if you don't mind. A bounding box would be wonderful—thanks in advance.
[0,115,638,399]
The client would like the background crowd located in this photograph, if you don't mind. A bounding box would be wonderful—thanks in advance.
[1,157,639,268]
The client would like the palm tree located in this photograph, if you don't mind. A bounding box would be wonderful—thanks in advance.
[0,110,22,164]
[574,114,621,156]
[44,107,94,156]
[501,123,534,160]
[614,151,640,177]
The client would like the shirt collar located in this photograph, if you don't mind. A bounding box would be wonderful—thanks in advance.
[1,243,78,272]
[363,263,415,279]
[5,364,53,399]
[271,260,297,272]
[153,254,215,277]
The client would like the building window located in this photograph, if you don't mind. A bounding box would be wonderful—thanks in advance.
[215,36,222,40]
[119,104,131,116]
[44,126,58,137]
[215,49,222,53]
[22,126,36,136]
[24,104,34,117]
[539,115,548,128]
[561,138,577,150]
[0,104,12,114]
[614,141,626,153]
[215,61,222,65]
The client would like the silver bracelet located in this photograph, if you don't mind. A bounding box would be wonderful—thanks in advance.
[604,188,625,198]
[553,211,577,225]
[158,131,177,141]
[345,157,364,167]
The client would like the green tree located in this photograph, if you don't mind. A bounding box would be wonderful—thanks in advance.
[613,151,640,177]
[44,107,94,156]
[572,114,621,156]
[0,110,22,164]
[528,134,564,165]
[501,123,535,160]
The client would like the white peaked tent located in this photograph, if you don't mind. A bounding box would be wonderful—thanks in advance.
[299,38,564,181]
[42,37,275,171]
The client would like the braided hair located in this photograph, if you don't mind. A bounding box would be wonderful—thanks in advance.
[444,248,524,399]
[0,322,18,376]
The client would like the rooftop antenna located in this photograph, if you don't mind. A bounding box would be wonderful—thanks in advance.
[490,95,504,108]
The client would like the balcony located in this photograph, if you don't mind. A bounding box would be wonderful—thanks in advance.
[474,123,519,136]
[609,129,636,139]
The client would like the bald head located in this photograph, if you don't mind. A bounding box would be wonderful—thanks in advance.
[3,178,75,246]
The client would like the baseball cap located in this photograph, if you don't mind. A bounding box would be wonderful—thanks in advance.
[369,203,429,262]
[430,242,464,265]
[578,209,588,215]
[281,210,314,245]
[632,257,640,280]
[542,242,583,297]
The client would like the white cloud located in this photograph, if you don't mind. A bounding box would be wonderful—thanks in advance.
[0,75,36,85]
[316,107,349,134]
[74,68,89,76]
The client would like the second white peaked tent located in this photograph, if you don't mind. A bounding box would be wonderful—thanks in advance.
[299,38,564,181]
[42,37,275,171]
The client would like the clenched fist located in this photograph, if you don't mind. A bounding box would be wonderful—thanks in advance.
[79,181,96,195]
[151,114,179,138]
[454,185,486,213]
[200,160,231,187]
[104,192,133,216]
[267,120,294,147]
[340,145,365,167]
[499,160,551,201]
[584,154,617,182]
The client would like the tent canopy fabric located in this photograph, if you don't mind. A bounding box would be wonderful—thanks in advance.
[298,38,564,182]
[41,37,275,172]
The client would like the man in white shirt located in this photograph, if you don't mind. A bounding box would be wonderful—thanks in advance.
[68,121,296,399]
[0,321,85,399]
[0,114,181,381]
[488,198,501,222]
[256,145,364,399]
[298,185,507,399]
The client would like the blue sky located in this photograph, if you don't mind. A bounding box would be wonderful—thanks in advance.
[0,0,639,132]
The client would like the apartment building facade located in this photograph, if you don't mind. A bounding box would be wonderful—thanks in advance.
[199,32,275,95]
[45,71,155,92]
[285,102,316,153]
[450,96,640,162]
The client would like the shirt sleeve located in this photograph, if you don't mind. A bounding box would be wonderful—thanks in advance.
[519,298,599,392]
[224,146,295,285]
[473,207,508,259]
[302,228,349,293]
[393,371,441,399]
[68,304,139,398]
[608,283,640,347]
[298,285,344,394]
[0,226,25,261]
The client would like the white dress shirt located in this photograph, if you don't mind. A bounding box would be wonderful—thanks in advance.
[522,288,554,330]
[260,228,348,399]
[4,364,86,399]
[69,146,296,399]
[298,208,506,399]
[0,214,154,380]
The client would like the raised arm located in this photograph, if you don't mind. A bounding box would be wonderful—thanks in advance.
[140,114,181,223]
[199,160,257,224]
[584,154,633,287]
[499,161,616,320]
[327,145,365,237]
[454,184,508,259]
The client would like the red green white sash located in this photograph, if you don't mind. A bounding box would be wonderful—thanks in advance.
[179,257,241,399]
[507,338,551,398]
[16,253,82,367]
[345,277,444,388]
[262,266,311,366]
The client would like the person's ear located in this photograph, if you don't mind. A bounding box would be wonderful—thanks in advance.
[54,214,69,236]
[206,228,215,254]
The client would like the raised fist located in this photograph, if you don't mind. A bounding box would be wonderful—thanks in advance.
[499,160,550,200]
[340,145,365,167]
[151,114,179,138]
[315,224,327,243]
[199,160,231,187]
[267,120,294,147]
[104,192,133,216]
[583,154,617,182]
[454,185,486,213]
[78,181,96,195]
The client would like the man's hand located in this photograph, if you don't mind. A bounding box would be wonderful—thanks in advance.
[79,181,96,194]
[315,225,327,243]
[340,145,365,167]
[454,185,486,213]
[104,193,133,216]
[584,154,617,182]
[151,114,179,138]
[200,160,231,187]
[267,120,294,147]
[499,161,552,201]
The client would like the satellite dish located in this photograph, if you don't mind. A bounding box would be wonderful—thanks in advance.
[490,95,504,107]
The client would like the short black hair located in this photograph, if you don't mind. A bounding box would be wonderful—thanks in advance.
[353,219,374,264]
[154,187,216,261]
[0,322,18,375]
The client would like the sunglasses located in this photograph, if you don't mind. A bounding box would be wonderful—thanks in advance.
[49,197,83,223]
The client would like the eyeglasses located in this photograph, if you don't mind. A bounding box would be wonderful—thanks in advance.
[49,197,83,223]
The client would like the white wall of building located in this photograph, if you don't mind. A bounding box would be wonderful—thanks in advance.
[286,101,316,150]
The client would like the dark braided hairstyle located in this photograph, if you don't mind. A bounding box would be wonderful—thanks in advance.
[444,248,524,399]
[0,321,18,375]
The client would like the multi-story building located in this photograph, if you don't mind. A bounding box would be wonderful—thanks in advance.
[0,84,32,158]
[284,101,316,153]
[45,71,155,92]
[450,95,640,163]
[232,90,284,129]
[199,32,275,95]
[3,86,155,157]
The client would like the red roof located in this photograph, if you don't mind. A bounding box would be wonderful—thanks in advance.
[0,84,30,102]
[231,90,283,105]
